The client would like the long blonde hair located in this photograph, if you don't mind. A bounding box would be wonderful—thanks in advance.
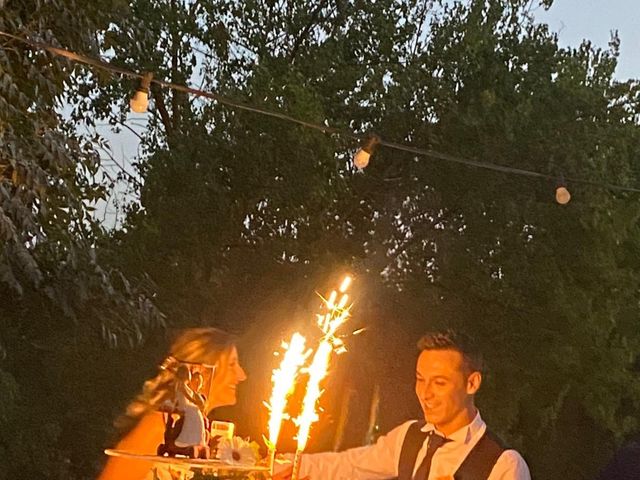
[116,327,235,431]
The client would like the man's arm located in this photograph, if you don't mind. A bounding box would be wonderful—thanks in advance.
[488,450,531,480]
[291,421,414,480]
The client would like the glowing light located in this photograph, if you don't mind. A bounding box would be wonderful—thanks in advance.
[265,333,308,450]
[129,90,149,113]
[353,149,371,169]
[352,135,380,170]
[339,276,352,293]
[130,72,153,113]
[337,294,349,310]
[327,291,337,309]
[292,275,355,480]
[555,186,571,205]
[295,341,333,452]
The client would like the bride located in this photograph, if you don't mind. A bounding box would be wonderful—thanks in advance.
[98,327,247,480]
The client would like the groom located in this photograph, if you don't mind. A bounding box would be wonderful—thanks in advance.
[275,330,530,479]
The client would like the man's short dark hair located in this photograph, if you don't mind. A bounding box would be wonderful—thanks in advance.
[417,330,484,373]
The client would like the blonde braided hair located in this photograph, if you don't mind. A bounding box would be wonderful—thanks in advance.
[116,327,235,432]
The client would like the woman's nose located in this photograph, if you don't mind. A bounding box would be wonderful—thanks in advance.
[237,365,247,382]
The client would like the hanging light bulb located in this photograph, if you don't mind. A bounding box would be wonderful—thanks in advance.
[556,186,571,205]
[555,176,571,205]
[353,134,381,170]
[130,72,153,113]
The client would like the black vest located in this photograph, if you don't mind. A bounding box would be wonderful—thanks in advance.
[396,421,507,480]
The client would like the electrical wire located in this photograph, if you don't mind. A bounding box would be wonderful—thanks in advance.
[2,30,640,194]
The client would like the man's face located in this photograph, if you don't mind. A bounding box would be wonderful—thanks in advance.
[415,349,481,435]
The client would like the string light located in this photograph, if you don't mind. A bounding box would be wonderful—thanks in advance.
[353,135,380,170]
[129,72,152,113]
[1,31,640,198]
[555,176,571,205]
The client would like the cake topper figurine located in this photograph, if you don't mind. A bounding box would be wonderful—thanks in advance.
[156,361,213,459]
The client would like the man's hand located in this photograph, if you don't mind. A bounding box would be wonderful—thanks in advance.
[271,465,292,480]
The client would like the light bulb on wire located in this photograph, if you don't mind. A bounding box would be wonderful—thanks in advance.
[130,72,153,113]
[555,176,571,205]
[353,134,381,169]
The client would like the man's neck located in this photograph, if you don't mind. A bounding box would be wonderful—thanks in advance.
[434,406,477,437]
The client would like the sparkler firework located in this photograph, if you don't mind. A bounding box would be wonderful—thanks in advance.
[265,333,308,473]
[264,275,356,480]
[291,276,354,480]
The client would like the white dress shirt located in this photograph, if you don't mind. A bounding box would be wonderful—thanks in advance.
[298,412,531,480]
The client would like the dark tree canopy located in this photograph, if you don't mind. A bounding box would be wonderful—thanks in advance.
[1,1,640,479]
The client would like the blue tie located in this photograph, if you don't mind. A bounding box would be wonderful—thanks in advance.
[413,431,451,480]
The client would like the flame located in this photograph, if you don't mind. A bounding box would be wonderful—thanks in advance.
[295,275,354,453]
[296,340,332,451]
[266,332,308,449]
[339,276,352,293]
[327,291,337,309]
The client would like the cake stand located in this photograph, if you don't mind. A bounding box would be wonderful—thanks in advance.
[105,449,270,475]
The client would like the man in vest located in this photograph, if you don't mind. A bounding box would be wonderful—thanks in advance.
[275,330,530,480]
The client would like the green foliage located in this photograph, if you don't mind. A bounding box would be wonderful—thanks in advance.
[0,1,163,478]
[2,1,640,479]
[105,1,640,478]
[0,0,164,340]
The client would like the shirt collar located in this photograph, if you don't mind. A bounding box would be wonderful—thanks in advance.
[420,410,485,444]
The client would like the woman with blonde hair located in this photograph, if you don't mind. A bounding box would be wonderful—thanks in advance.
[99,327,247,480]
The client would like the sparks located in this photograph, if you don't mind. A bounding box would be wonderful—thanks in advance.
[265,332,308,450]
[295,340,332,452]
[339,275,352,293]
[294,275,355,459]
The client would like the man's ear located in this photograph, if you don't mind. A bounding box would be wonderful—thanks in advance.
[466,371,482,395]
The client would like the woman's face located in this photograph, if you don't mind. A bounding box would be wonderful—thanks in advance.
[207,346,247,410]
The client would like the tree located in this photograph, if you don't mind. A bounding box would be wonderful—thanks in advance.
[0,1,163,478]
[3,0,639,478]
[104,1,640,478]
